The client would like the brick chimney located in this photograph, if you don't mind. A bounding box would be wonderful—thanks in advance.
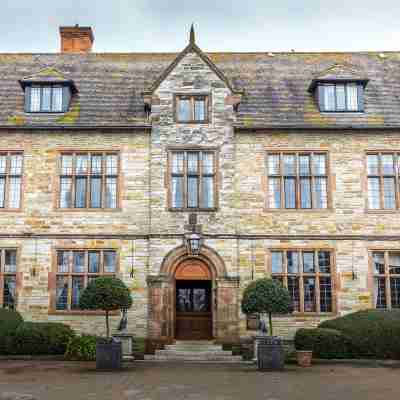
[60,25,94,53]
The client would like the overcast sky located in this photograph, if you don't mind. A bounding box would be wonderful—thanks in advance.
[1,0,400,53]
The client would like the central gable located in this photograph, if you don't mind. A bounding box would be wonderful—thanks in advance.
[145,26,239,95]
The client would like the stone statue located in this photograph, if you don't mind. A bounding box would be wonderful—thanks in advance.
[117,308,128,332]
[258,317,268,336]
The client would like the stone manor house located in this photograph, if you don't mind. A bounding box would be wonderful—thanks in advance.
[1,25,400,344]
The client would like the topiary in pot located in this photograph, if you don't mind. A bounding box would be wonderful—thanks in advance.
[241,278,292,370]
[79,277,132,369]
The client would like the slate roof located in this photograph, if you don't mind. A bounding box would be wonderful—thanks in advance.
[1,51,400,129]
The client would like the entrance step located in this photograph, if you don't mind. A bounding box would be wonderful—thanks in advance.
[145,341,243,362]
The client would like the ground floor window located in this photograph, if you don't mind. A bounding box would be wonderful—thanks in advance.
[372,251,400,309]
[55,249,117,311]
[270,249,334,313]
[0,249,17,309]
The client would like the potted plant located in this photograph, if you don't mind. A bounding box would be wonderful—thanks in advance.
[79,276,132,370]
[294,328,314,367]
[241,278,291,371]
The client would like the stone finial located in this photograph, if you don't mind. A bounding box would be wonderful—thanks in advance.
[189,24,195,45]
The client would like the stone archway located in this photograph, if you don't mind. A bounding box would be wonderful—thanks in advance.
[147,245,240,344]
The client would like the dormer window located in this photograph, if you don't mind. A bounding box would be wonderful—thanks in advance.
[318,82,363,112]
[25,85,71,113]
[175,95,209,123]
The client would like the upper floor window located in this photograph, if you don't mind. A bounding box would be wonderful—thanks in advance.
[54,249,117,311]
[267,152,329,210]
[59,152,119,209]
[318,82,363,112]
[367,152,400,210]
[170,150,216,210]
[271,249,334,313]
[25,85,71,113]
[372,251,400,309]
[176,95,209,123]
[0,153,23,210]
[0,249,17,309]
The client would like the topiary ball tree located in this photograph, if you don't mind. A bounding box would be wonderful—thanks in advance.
[241,278,292,336]
[79,277,132,339]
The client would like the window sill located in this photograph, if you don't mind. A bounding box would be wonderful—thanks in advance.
[168,207,218,213]
[175,121,210,125]
[0,208,23,213]
[49,310,119,316]
[24,111,66,115]
[55,208,122,212]
[319,111,365,115]
[273,312,337,318]
[263,208,333,213]
[365,209,400,214]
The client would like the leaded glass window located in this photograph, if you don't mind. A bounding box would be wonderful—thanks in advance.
[271,249,333,313]
[372,251,400,309]
[170,150,216,210]
[176,95,209,123]
[367,153,400,210]
[0,249,17,309]
[267,152,328,209]
[55,249,117,311]
[0,153,23,209]
[59,153,119,209]
[26,85,68,112]
[319,83,363,112]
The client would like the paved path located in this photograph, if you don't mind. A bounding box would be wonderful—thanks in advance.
[0,361,399,400]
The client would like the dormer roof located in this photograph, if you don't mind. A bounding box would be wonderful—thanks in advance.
[308,63,369,92]
[19,67,78,92]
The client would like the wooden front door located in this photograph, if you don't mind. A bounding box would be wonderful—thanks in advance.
[175,280,212,340]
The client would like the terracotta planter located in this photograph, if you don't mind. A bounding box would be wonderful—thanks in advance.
[296,350,313,367]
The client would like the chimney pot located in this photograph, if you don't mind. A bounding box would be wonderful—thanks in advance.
[59,26,94,53]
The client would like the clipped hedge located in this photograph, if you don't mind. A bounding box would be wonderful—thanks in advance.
[294,328,352,359]
[13,322,75,355]
[0,309,24,354]
[65,334,97,361]
[319,310,400,359]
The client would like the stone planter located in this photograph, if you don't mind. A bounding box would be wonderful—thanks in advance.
[96,341,122,370]
[257,336,285,371]
[296,350,313,367]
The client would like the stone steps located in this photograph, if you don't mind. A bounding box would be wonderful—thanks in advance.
[145,341,243,363]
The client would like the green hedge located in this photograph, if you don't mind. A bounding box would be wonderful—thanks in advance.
[65,334,97,361]
[0,309,24,354]
[294,328,352,359]
[319,310,400,359]
[13,322,75,355]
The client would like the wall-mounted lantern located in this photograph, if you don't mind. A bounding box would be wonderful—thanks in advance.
[185,232,202,256]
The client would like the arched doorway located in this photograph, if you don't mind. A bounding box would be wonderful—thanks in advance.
[174,259,213,340]
[147,245,240,343]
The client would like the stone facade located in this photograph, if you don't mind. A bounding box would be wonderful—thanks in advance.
[2,31,400,342]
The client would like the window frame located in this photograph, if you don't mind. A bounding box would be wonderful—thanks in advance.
[269,248,337,315]
[0,248,19,310]
[167,147,219,212]
[50,248,119,315]
[265,150,331,211]
[57,151,121,211]
[174,94,210,124]
[0,151,24,211]
[365,151,400,212]
[25,84,69,113]
[317,82,364,113]
[369,249,400,310]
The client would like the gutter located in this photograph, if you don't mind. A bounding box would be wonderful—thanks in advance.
[233,124,400,131]
[0,124,152,131]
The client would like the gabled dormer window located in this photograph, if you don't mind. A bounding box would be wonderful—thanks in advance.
[316,82,364,112]
[24,85,71,113]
